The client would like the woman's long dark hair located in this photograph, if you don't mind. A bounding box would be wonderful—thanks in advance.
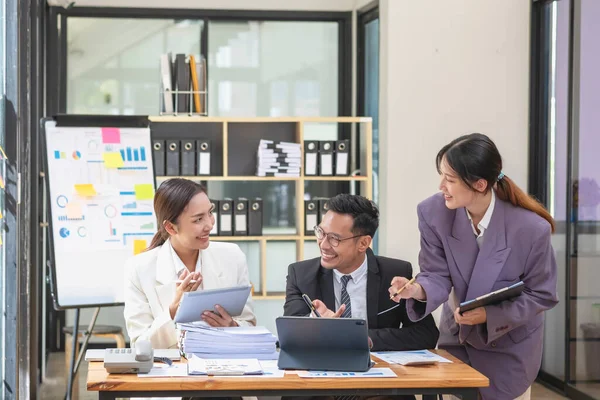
[437,133,555,233]
[147,178,207,251]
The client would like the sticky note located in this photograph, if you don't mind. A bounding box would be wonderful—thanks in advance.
[133,239,147,255]
[74,184,97,197]
[134,184,154,200]
[0,210,3,219]
[103,152,124,168]
[66,201,82,219]
[101,128,121,144]
[0,175,4,189]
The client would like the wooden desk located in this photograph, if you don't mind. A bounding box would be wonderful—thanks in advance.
[87,350,488,400]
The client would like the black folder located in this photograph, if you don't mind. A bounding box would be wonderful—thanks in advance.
[459,281,525,315]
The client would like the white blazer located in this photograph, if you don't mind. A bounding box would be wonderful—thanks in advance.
[123,239,256,349]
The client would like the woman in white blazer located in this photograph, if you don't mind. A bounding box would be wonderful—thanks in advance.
[124,178,256,349]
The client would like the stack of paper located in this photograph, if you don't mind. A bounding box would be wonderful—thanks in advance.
[256,140,301,177]
[187,355,264,376]
[178,324,279,360]
[371,350,452,365]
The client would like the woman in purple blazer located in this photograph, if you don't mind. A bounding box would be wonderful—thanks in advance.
[389,134,558,400]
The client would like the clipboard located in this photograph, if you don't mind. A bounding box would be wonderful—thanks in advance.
[459,281,525,315]
[174,285,251,324]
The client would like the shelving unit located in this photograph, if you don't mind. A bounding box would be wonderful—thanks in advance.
[149,116,373,299]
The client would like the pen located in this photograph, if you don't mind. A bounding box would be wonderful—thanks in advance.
[302,294,321,318]
[390,277,416,300]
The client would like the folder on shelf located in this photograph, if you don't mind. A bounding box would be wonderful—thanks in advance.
[189,55,201,114]
[174,53,190,113]
[181,140,196,176]
[210,199,219,235]
[304,141,318,176]
[316,198,330,223]
[234,198,248,236]
[197,139,211,176]
[304,200,318,236]
[152,140,166,176]
[198,55,207,114]
[219,199,233,236]
[319,141,334,176]
[335,139,350,176]
[159,54,174,114]
[166,140,180,176]
[248,198,263,236]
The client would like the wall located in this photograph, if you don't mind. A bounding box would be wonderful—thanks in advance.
[377,0,531,275]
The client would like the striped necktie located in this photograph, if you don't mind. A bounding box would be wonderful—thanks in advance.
[340,275,352,318]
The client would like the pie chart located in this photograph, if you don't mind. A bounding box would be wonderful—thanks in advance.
[59,228,70,238]
[72,151,81,160]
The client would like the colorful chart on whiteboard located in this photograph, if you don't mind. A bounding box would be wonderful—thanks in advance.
[44,120,156,307]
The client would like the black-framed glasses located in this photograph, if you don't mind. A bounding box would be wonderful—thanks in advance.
[313,225,363,247]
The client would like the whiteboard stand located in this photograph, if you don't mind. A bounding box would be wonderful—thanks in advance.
[65,306,100,400]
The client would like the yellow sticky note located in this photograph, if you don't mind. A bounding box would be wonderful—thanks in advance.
[0,175,5,189]
[0,210,3,219]
[74,184,97,197]
[133,239,147,255]
[134,184,154,200]
[66,201,82,219]
[103,152,124,168]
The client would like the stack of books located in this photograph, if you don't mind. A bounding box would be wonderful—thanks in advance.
[256,139,301,177]
[178,323,279,360]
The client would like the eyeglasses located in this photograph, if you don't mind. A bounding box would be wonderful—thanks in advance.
[313,225,364,247]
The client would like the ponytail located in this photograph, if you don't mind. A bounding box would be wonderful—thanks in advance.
[146,225,168,251]
[496,175,555,233]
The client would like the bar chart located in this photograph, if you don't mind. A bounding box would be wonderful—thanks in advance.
[120,146,147,162]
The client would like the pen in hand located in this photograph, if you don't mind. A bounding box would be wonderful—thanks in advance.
[302,294,321,318]
[390,277,416,300]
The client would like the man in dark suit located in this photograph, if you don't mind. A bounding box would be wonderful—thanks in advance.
[284,194,439,352]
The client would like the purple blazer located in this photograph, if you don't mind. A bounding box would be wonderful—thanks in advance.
[406,193,558,400]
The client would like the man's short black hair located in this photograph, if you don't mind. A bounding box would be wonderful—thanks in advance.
[327,194,379,237]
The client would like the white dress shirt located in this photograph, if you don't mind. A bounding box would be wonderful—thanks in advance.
[333,255,368,320]
[466,189,496,249]
[170,244,204,290]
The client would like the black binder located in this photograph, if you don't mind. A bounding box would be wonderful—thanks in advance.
[197,139,211,176]
[218,199,233,236]
[152,140,166,176]
[304,200,318,236]
[234,198,248,236]
[166,140,180,176]
[210,199,219,235]
[318,198,330,222]
[181,140,196,176]
[318,141,334,176]
[248,198,263,236]
[335,139,350,176]
[459,281,525,315]
[304,141,319,176]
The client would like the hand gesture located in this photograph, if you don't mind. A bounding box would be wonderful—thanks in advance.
[169,269,202,319]
[202,305,239,327]
[388,276,425,302]
[313,299,346,318]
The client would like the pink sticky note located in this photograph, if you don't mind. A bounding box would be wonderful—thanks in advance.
[101,128,121,144]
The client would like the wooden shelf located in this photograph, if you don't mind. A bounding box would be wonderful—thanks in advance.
[150,116,373,298]
[156,175,367,181]
[210,235,301,241]
[252,295,286,300]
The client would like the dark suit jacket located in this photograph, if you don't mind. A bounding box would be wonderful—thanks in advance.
[284,249,439,351]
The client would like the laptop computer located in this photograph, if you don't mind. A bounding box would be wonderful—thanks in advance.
[276,316,371,372]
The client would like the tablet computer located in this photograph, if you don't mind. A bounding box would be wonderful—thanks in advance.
[174,285,251,324]
[459,281,525,314]
[276,316,371,372]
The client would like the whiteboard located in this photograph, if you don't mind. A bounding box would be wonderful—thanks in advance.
[43,119,157,309]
